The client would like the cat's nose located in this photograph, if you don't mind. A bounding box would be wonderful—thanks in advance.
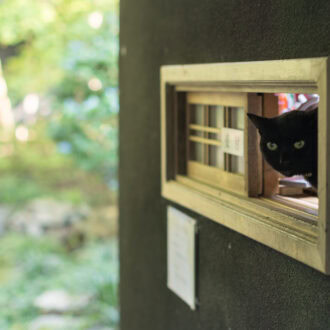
[280,153,290,166]
[280,160,291,167]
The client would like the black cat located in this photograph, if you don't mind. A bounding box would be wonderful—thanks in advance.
[247,99,318,188]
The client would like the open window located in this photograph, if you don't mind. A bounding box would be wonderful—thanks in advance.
[264,93,318,216]
[161,58,330,273]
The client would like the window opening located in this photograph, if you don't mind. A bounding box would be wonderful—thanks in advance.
[269,93,319,216]
[177,91,319,218]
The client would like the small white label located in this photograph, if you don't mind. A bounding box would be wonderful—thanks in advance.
[167,207,196,310]
[221,127,244,157]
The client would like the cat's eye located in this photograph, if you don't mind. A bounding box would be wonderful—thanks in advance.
[266,142,278,151]
[293,140,305,149]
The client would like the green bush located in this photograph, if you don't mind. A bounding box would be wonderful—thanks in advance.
[0,0,119,186]
[0,175,45,206]
[0,233,119,329]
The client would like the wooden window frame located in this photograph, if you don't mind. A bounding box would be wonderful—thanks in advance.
[160,57,330,273]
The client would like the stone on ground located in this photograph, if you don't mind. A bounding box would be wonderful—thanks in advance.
[29,314,82,330]
[34,289,90,313]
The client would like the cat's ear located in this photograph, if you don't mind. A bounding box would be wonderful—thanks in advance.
[304,108,318,131]
[247,113,269,134]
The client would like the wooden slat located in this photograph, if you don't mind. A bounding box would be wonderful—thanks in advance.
[175,84,317,94]
[162,58,323,93]
[317,57,329,272]
[189,124,221,134]
[176,92,187,175]
[278,185,304,196]
[165,85,176,180]
[271,195,318,216]
[189,136,221,146]
[277,195,318,210]
[262,94,279,197]
[187,91,247,107]
[224,107,231,172]
[203,105,208,165]
[246,93,263,197]
[185,100,190,172]
[187,161,245,194]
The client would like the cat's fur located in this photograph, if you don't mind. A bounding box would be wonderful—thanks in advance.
[247,100,318,188]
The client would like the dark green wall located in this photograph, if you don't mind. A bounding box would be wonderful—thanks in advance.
[119,1,330,329]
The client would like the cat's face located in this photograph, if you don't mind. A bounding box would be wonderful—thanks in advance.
[247,109,317,177]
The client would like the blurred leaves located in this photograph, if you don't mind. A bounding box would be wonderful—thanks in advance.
[0,175,45,206]
[0,234,119,329]
[0,2,119,329]
[0,0,119,185]
[0,0,119,102]
[0,124,115,207]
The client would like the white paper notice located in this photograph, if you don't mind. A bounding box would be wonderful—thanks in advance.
[167,206,196,310]
[221,127,244,157]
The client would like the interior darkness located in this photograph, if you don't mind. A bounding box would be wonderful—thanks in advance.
[120,1,330,329]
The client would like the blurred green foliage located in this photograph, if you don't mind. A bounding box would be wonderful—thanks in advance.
[0,2,119,328]
[0,122,115,207]
[0,175,45,206]
[0,233,119,329]
[0,0,119,102]
[0,0,119,182]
